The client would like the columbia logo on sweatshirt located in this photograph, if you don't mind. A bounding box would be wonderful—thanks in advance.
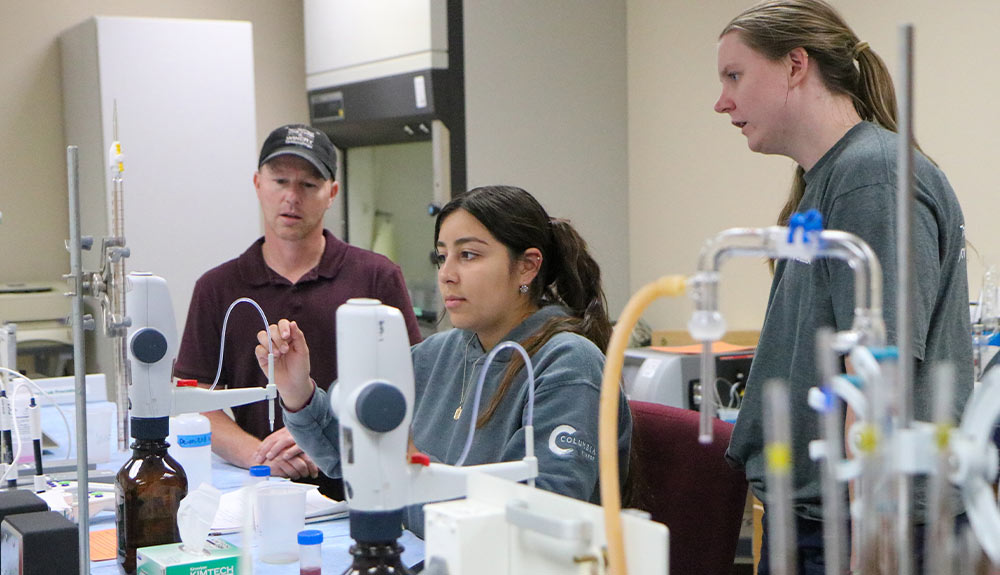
[548,425,596,461]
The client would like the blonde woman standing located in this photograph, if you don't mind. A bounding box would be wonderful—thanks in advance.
[714,1,972,572]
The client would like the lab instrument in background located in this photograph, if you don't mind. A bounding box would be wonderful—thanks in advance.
[0,508,79,575]
[0,283,73,379]
[0,488,78,575]
[685,210,885,572]
[423,473,668,575]
[622,347,752,412]
[117,272,278,573]
[687,209,885,444]
[123,274,277,430]
[336,299,668,575]
[63,106,134,452]
[685,211,1000,568]
[7,374,116,488]
[333,299,538,572]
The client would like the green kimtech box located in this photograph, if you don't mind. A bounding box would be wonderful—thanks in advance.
[136,537,241,575]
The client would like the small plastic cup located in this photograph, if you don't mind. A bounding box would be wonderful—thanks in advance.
[256,482,307,564]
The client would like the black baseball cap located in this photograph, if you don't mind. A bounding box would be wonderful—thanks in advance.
[258,124,337,180]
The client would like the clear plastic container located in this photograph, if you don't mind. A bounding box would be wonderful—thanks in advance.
[248,465,270,535]
[166,412,212,490]
[248,464,271,485]
[298,529,323,575]
[256,482,307,563]
[166,381,212,491]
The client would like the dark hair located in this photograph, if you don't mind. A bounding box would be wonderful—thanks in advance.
[434,185,612,426]
[721,0,928,237]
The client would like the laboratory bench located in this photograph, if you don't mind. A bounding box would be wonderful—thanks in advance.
[84,453,425,574]
[31,405,424,574]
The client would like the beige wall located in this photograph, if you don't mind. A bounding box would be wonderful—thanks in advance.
[464,1,630,315]
[628,0,1000,332]
[0,0,307,285]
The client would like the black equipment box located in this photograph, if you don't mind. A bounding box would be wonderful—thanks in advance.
[0,490,48,524]
[1,510,79,575]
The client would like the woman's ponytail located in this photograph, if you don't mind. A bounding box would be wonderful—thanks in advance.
[545,218,611,351]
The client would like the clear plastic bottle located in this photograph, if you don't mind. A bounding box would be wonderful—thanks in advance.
[115,419,188,574]
[248,464,271,485]
[298,529,323,575]
[248,465,270,531]
[166,381,213,491]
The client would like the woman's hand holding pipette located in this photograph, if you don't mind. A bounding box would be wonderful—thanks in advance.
[255,319,314,411]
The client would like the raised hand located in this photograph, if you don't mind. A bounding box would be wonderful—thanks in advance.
[256,318,314,411]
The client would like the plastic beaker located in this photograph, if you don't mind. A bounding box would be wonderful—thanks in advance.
[256,482,307,564]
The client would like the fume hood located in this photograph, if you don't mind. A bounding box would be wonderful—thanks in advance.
[304,0,465,334]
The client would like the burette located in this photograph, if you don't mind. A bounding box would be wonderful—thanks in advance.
[104,102,132,449]
[65,101,133,450]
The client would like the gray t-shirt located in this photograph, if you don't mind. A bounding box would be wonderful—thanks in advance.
[726,121,973,521]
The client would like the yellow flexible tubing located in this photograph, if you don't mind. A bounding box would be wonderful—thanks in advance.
[600,275,688,575]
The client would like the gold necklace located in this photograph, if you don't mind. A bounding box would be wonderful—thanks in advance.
[454,335,484,420]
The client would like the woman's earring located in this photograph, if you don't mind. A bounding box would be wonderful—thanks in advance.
[519,284,529,294]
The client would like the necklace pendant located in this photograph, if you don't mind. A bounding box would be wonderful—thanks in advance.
[453,406,463,420]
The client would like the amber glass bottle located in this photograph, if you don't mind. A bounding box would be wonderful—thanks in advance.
[115,419,188,574]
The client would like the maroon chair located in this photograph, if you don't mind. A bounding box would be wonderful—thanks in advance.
[627,401,748,575]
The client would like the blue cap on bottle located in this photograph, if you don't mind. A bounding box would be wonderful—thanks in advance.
[868,346,899,361]
[249,465,271,478]
[298,529,323,545]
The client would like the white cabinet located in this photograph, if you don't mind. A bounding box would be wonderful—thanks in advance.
[60,17,260,373]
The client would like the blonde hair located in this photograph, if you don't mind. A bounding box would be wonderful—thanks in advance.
[721,0,899,229]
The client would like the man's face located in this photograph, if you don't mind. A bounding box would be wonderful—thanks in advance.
[255,155,337,242]
[714,32,793,156]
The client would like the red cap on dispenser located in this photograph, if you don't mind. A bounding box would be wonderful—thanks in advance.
[409,453,431,467]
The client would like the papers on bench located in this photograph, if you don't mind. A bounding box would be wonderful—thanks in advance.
[210,482,349,534]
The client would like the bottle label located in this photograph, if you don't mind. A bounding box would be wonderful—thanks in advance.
[177,432,211,448]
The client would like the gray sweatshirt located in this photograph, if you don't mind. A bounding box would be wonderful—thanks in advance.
[283,305,632,537]
[726,121,972,522]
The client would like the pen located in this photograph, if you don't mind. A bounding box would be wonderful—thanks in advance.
[0,388,15,488]
[29,397,45,493]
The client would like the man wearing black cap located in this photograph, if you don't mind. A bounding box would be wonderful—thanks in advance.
[173,124,421,492]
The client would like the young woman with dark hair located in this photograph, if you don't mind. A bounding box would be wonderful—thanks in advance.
[255,185,631,537]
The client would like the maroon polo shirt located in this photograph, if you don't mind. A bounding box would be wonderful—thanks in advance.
[173,230,422,440]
